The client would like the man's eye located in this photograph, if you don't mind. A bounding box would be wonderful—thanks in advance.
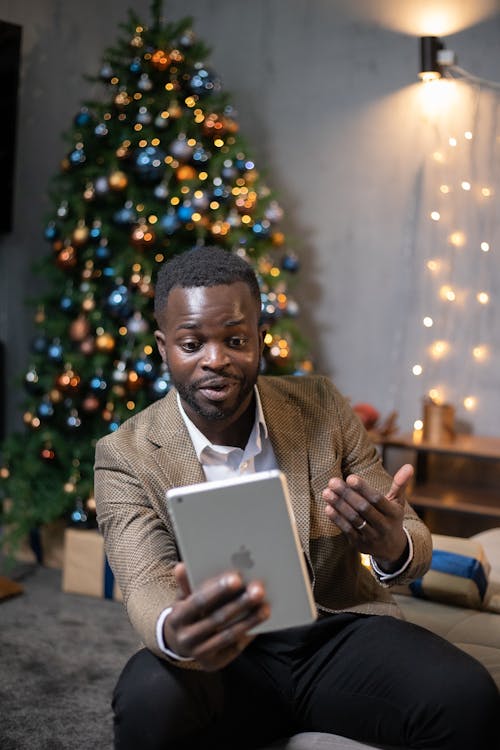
[181,341,201,352]
[229,337,247,347]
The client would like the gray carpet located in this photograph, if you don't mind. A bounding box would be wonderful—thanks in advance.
[0,560,139,749]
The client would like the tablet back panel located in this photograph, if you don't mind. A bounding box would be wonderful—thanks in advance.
[166,470,317,633]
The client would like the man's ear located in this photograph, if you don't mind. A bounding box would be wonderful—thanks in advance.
[154,329,168,365]
[259,325,267,355]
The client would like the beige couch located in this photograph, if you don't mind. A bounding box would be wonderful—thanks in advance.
[259,528,500,750]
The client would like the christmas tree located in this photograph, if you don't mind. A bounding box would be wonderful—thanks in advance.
[0,0,311,554]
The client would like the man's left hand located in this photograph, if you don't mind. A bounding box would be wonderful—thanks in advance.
[322,464,414,573]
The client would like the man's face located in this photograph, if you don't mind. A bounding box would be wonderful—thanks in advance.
[154,282,265,432]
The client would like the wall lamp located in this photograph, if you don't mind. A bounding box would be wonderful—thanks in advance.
[418,36,455,82]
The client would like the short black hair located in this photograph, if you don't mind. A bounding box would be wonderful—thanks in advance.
[154,246,261,320]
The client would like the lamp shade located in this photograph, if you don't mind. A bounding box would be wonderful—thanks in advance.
[419,36,443,81]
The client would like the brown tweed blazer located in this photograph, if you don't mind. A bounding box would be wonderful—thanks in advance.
[94,375,432,661]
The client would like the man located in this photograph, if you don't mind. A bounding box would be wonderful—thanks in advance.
[95,246,499,750]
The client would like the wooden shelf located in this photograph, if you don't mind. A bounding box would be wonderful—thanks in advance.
[411,483,500,518]
[381,433,500,536]
[382,432,500,460]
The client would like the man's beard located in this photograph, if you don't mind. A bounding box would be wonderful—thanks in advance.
[172,366,259,422]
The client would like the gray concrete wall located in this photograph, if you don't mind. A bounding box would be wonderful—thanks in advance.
[1,0,499,436]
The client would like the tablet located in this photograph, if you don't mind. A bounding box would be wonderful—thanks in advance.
[166,469,317,634]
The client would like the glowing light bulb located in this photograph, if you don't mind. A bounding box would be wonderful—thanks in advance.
[449,137,457,147]
[480,242,490,252]
[414,419,423,431]
[430,211,441,221]
[472,345,488,361]
[477,292,489,304]
[423,316,434,328]
[430,340,449,358]
[449,231,466,247]
[440,184,450,194]
[439,285,455,301]
[481,187,492,197]
[464,131,473,140]
[426,260,440,272]
[428,388,443,404]
[461,181,471,191]
[433,151,444,162]
[463,396,477,411]
[412,364,423,376]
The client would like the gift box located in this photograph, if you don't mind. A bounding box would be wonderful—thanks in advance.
[3,517,67,569]
[62,527,122,601]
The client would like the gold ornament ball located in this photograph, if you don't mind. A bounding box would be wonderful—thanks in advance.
[81,295,96,312]
[96,332,115,352]
[72,224,90,246]
[108,170,129,191]
[176,165,197,182]
[272,231,286,247]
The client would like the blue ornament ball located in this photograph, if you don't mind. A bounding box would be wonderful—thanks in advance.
[99,63,113,81]
[89,374,108,392]
[189,65,220,96]
[69,147,86,166]
[160,211,181,235]
[134,145,167,183]
[94,123,108,138]
[177,203,194,222]
[281,253,300,273]
[59,294,75,313]
[44,222,59,242]
[129,57,142,74]
[133,357,156,379]
[95,242,111,262]
[37,400,55,419]
[113,202,137,225]
[47,340,64,362]
[31,334,48,354]
[169,135,194,162]
[151,370,171,398]
[74,108,91,128]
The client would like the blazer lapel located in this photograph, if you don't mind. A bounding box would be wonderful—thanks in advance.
[258,379,311,559]
[147,389,205,489]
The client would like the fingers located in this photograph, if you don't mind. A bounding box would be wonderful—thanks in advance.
[165,571,270,669]
[322,475,391,537]
[174,562,191,598]
[321,466,411,563]
[322,465,410,541]
[386,463,413,503]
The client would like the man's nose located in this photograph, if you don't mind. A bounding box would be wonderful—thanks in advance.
[201,343,230,368]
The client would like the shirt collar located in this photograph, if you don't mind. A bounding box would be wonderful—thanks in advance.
[177,385,268,462]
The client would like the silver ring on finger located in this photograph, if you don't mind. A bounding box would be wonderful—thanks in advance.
[355,519,367,532]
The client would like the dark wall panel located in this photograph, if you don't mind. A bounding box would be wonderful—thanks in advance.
[0,20,22,234]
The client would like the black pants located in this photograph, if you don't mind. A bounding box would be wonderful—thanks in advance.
[113,614,500,749]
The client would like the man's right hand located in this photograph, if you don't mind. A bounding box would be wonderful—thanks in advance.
[163,563,270,671]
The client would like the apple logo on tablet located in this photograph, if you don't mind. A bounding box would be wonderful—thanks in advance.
[231,545,254,570]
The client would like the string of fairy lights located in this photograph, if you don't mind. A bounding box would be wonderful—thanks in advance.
[411,71,498,435]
